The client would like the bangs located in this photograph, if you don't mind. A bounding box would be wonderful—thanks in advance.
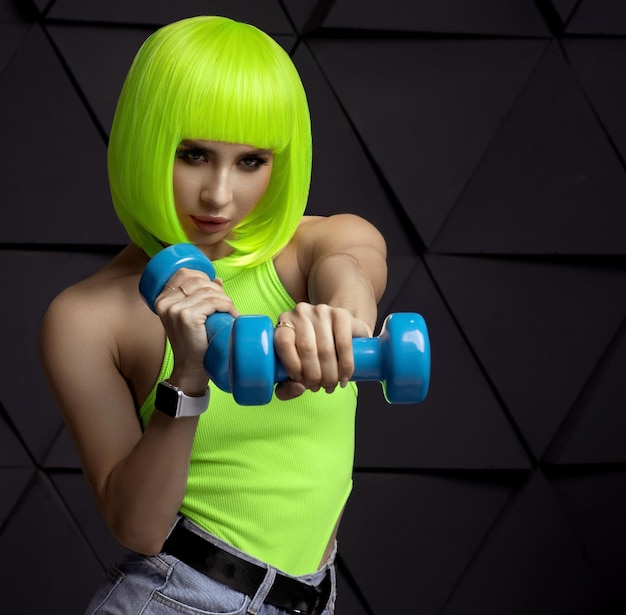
[161,20,295,152]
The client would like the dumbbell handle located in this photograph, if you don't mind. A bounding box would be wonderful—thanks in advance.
[272,337,393,383]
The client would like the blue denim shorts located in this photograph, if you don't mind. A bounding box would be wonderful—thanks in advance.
[85,518,337,615]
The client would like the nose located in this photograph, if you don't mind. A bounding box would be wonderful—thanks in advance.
[200,167,233,208]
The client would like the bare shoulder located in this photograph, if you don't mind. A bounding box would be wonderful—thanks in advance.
[38,244,159,399]
[274,215,387,302]
[297,213,385,247]
[40,244,149,351]
[294,214,387,272]
[297,213,381,233]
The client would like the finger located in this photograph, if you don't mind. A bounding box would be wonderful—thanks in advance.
[155,271,239,318]
[296,305,348,392]
[274,380,306,401]
[293,320,326,392]
[274,320,304,384]
[312,323,340,392]
[332,311,356,387]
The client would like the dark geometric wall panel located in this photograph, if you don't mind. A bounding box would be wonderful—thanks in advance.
[355,258,531,470]
[549,470,626,612]
[567,0,626,35]
[564,40,626,165]
[544,323,626,465]
[433,44,626,255]
[440,472,614,615]
[46,0,294,33]
[0,250,112,460]
[281,0,322,33]
[48,25,154,135]
[295,45,416,255]
[0,468,33,527]
[43,425,81,469]
[51,473,128,569]
[0,472,107,614]
[428,256,626,459]
[322,0,549,36]
[309,38,547,246]
[2,1,625,613]
[340,472,516,614]
[334,568,370,615]
[0,410,32,468]
[0,25,124,245]
[0,0,22,21]
[552,0,579,24]
[0,22,27,72]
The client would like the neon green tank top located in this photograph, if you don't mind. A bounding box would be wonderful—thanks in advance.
[139,258,357,575]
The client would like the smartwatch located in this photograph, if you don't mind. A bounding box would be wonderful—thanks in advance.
[155,380,210,418]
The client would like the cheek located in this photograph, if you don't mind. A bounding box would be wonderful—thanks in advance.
[252,167,273,201]
[172,167,193,208]
[236,171,272,209]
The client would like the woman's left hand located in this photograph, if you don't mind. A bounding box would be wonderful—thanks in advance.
[273,302,372,400]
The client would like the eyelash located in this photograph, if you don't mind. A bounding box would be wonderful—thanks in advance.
[175,148,270,170]
[175,148,207,164]
[240,156,270,169]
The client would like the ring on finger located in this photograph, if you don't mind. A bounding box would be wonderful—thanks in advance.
[275,320,296,332]
[165,284,188,297]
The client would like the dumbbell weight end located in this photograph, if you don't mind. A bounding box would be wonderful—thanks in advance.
[203,312,235,393]
[374,312,430,404]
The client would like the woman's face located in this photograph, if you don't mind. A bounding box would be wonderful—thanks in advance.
[172,139,274,259]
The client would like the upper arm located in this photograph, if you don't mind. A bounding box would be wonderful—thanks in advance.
[38,290,143,501]
[298,214,388,301]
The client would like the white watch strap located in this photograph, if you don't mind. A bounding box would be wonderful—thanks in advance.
[156,380,210,418]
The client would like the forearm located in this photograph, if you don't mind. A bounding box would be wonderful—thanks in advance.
[307,251,385,334]
[100,410,198,554]
[101,363,206,553]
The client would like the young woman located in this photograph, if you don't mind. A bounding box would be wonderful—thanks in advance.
[39,16,387,615]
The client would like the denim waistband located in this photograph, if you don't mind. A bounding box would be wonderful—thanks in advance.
[163,516,336,614]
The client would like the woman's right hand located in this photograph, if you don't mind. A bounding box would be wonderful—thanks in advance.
[153,268,239,392]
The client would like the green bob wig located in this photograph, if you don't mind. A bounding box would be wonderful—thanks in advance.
[108,16,312,264]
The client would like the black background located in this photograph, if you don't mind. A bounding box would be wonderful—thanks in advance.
[1,1,625,613]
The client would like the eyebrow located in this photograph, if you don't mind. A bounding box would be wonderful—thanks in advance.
[178,140,273,156]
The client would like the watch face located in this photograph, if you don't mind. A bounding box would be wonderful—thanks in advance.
[155,382,180,417]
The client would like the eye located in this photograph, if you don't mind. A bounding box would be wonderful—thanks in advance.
[175,148,208,164]
[239,155,270,170]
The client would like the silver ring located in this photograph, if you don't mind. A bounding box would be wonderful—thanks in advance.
[166,284,188,297]
[275,320,296,332]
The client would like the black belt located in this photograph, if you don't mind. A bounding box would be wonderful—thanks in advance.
[162,522,331,615]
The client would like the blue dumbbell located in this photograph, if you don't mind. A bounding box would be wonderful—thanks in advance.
[139,244,431,405]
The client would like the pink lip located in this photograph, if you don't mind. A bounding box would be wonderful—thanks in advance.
[191,215,230,233]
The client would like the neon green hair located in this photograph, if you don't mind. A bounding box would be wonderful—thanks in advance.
[108,16,312,264]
